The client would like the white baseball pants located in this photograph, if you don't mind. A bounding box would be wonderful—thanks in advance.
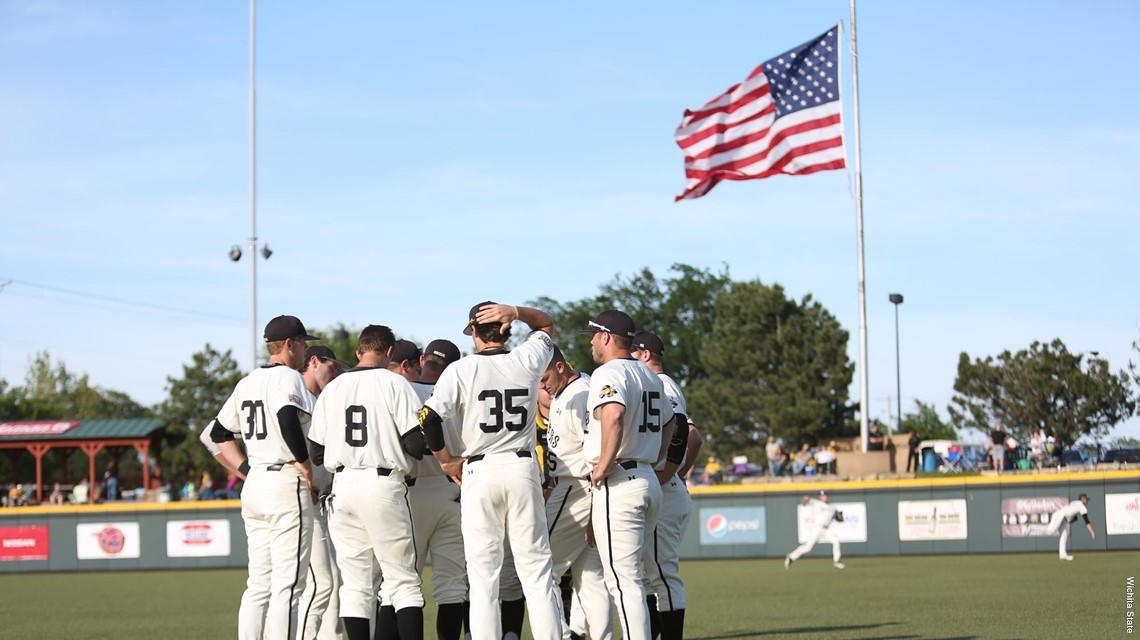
[547,476,613,640]
[789,525,841,563]
[643,474,691,612]
[591,463,662,640]
[460,452,563,640]
[301,499,341,640]
[238,465,314,640]
[401,475,467,605]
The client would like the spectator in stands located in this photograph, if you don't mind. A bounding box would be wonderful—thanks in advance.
[702,456,723,484]
[815,442,837,475]
[199,470,215,501]
[72,478,90,504]
[224,472,241,499]
[49,482,65,505]
[792,443,814,475]
[104,466,119,502]
[906,430,921,472]
[5,483,22,507]
[766,438,781,476]
[180,471,198,501]
[868,422,885,451]
[989,423,1007,473]
[769,446,789,476]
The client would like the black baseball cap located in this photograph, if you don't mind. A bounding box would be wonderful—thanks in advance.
[463,300,496,335]
[305,345,348,370]
[264,315,320,342]
[389,339,422,363]
[631,330,665,355]
[424,339,461,365]
[578,310,635,338]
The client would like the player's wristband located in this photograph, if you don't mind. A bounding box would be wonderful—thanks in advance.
[238,460,251,477]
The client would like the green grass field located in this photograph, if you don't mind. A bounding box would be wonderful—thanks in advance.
[0,552,1132,639]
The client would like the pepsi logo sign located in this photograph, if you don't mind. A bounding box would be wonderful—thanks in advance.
[706,513,728,538]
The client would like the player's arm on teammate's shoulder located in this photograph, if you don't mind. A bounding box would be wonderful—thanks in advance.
[678,423,704,481]
[474,303,554,338]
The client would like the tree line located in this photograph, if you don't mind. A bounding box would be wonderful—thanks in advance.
[1,263,1137,484]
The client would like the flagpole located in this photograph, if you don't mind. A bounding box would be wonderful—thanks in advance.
[849,0,870,453]
[248,0,258,370]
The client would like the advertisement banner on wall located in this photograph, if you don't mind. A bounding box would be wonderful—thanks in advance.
[797,502,867,543]
[897,499,968,541]
[699,507,766,545]
[167,520,231,557]
[1104,493,1140,536]
[0,525,50,561]
[1000,497,1067,537]
[76,523,140,559]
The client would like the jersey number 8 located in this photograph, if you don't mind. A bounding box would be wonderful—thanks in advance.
[345,405,368,447]
[478,389,530,433]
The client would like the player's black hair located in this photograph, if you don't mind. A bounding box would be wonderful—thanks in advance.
[357,324,396,355]
[473,322,511,344]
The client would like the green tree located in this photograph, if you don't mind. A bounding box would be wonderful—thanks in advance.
[529,263,730,379]
[949,339,1134,447]
[3,352,149,420]
[687,280,855,461]
[156,344,243,484]
[900,400,957,440]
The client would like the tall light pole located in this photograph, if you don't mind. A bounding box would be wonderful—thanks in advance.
[228,0,269,371]
[889,293,904,434]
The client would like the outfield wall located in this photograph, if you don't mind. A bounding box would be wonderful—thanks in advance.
[0,471,1136,572]
[683,470,1140,560]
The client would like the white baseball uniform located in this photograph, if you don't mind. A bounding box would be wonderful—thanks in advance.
[788,498,842,563]
[200,399,342,640]
[424,330,563,640]
[642,372,691,615]
[1046,499,1089,559]
[545,372,613,640]
[308,367,424,621]
[214,363,315,640]
[585,358,672,640]
[400,380,466,608]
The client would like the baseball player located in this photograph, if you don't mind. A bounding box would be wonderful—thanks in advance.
[388,339,423,382]
[201,344,347,640]
[307,324,427,640]
[631,331,697,640]
[210,314,320,640]
[785,490,845,569]
[397,338,469,640]
[582,310,678,640]
[541,346,614,640]
[420,302,564,640]
[1045,493,1096,560]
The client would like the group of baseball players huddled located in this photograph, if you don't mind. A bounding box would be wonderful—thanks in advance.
[200,302,704,640]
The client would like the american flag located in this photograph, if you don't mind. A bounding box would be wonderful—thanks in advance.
[675,26,846,201]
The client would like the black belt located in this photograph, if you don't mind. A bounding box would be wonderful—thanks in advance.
[619,460,641,470]
[468,450,532,464]
[335,465,394,476]
[266,464,284,471]
[406,476,455,487]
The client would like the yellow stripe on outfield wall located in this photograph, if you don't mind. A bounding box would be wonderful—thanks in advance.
[688,469,1140,495]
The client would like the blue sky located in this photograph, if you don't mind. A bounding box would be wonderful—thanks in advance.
[2,1,1138,440]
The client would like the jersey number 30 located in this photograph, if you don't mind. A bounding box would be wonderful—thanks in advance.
[478,389,529,433]
[241,400,268,440]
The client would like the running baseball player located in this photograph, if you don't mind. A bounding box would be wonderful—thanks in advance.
[201,344,347,640]
[420,302,564,640]
[541,346,614,640]
[582,310,678,640]
[785,490,845,569]
[307,324,427,640]
[1046,493,1096,560]
[210,314,320,640]
[631,331,696,640]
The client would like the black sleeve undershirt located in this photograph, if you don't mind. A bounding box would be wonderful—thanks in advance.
[1082,513,1090,525]
[278,406,309,464]
[209,420,235,444]
[420,407,446,452]
[307,439,325,468]
[665,416,691,465]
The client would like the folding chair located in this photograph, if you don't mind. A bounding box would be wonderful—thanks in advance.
[941,445,964,472]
